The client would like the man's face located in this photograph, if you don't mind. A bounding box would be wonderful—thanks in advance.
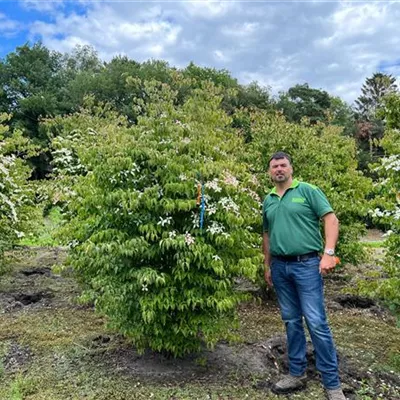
[268,157,293,183]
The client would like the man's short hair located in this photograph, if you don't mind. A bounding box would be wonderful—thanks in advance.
[268,151,292,166]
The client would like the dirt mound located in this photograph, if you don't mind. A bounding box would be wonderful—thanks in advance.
[20,267,51,276]
[333,294,375,309]
[88,339,273,384]
[13,291,54,305]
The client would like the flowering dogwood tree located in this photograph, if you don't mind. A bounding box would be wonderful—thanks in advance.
[0,114,34,268]
[364,94,400,312]
[54,82,263,356]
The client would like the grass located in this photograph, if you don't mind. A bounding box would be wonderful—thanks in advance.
[0,309,105,353]
[18,207,62,247]
[361,240,386,248]
[330,313,400,372]
[1,248,399,400]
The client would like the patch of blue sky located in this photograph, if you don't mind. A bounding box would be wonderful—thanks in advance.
[0,0,90,57]
[378,59,400,73]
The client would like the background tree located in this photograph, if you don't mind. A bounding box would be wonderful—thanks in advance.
[276,84,332,125]
[328,96,355,136]
[0,43,69,177]
[354,73,398,169]
[355,73,397,120]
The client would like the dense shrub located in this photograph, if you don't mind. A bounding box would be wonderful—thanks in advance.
[358,94,400,314]
[53,82,263,356]
[0,114,35,269]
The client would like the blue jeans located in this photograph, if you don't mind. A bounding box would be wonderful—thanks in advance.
[271,256,340,390]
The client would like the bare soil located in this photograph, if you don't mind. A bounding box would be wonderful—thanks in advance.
[0,247,399,400]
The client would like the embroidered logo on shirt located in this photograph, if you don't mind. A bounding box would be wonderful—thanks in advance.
[292,197,306,203]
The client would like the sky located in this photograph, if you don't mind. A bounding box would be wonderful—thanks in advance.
[0,0,400,104]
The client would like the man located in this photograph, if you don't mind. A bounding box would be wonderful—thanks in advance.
[263,151,346,400]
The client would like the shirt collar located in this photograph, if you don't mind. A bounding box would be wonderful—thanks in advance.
[270,179,299,196]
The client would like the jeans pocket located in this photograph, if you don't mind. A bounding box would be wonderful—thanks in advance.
[300,257,320,268]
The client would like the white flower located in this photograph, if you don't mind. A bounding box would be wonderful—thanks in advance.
[241,187,261,202]
[249,175,260,187]
[159,138,172,144]
[169,230,177,239]
[382,230,393,238]
[191,212,200,228]
[182,137,191,144]
[179,173,188,181]
[0,193,18,222]
[68,239,79,248]
[205,179,222,192]
[185,232,195,246]
[382,155,400,171]
[206,204,217,215]
[223,170,239,187]
[212,255,221,261]
[369,208,385,218]
[157,216,172,227]
[141,284,149,292]
[206,221,225,235]
[219,197,239,215]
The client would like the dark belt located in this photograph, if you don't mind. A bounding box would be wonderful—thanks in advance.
[272,251,319,262]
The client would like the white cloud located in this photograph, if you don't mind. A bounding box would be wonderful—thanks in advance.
[213,50,230,63]
[182,0,237,19]
[0,13,23,37]
[332,3,388,37]
[29,4,181,61]
[5,0,400,103]
[221,22,262,37]
[316,2,391,47]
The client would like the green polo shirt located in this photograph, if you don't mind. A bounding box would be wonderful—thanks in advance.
[262,179,333,256]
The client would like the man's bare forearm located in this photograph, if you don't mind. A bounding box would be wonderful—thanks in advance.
[323,212,339,250]
[263,232,271,268]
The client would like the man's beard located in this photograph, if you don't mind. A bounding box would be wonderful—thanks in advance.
[273,174,289,183]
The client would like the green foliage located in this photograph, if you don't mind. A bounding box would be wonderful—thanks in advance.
[244,112,372,264]
[359,92,400,315]
[381,93,400,135]
[0,43,77,177]
[52,82,263,356]
[18,206,62,247]
[361,240,386,249]
[355,73,397,120]
[0,114,36,270]
[328,96,355,136]
[1,42,277,178]
[276,84,332,125]
[354,73,398,170]
[7,373,37,400]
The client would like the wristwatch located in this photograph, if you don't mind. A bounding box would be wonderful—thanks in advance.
[324,248,335,256]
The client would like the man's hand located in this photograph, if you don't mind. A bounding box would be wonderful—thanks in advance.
[319,254,337,275]
[264,268,273,287]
